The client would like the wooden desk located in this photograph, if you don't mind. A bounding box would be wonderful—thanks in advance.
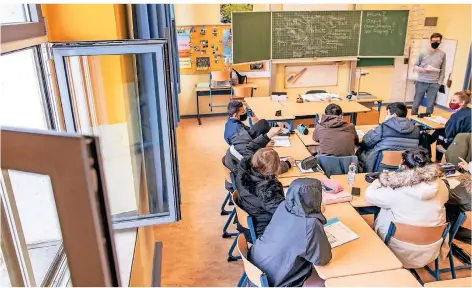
[424,277,472,287]
[195,82,258,125]
[330,173,373,208]
[278,174,326,187]
[410,114,451,130]
[314,203,402,279]
[245,97,295,128]
[295,125,377,147]
[274,134,315,178]
[325,269,422,287]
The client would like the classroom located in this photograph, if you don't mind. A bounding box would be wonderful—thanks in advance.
[0,1,471,287]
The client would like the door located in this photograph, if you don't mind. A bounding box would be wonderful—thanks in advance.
[48,40,181,229]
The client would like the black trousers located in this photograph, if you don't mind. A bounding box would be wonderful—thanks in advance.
[424,129,450,161]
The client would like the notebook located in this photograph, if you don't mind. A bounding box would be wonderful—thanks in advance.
[322,191,353,205]
[324,217,359,248]
[272,136,291,147]
[425,116,448,125]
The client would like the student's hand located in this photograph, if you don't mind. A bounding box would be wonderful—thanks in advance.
[267,139,275,147]
[286,156,295,167]
[458,161,469,172]
[266,127,281,139]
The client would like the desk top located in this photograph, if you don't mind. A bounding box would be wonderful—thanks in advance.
[278,174,327,187]
[274,134,314,178]
[195,82,258,92]
[330,173,373,208]
[296,125,377,147]
[314,203,402,279]
[283,98,371,117]
[325,269,422,287]
[424,277,472,287]
[245,97,295,121]
[410,114,451,130]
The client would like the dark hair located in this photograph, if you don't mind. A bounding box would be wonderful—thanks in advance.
[227,100,243,117]
[430,33,443,41]
[325,103,343,116]
[402,148,432,169]
[453,90,471,105]
[386,102,408,118]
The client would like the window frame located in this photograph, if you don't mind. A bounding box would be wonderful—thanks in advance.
[0,4,47,44]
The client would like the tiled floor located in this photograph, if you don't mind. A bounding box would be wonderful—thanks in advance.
[152,109,471,286]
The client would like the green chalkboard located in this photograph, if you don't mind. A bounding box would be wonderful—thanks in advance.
[232,12,271,64]
[357,58,394,67]
[359,10,409,56]
[272,11,361,59]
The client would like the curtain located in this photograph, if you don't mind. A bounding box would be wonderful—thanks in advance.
[464,43,472,91]
[132,4,181,124]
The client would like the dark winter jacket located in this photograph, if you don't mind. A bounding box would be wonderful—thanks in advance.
[357,117,420,172]
[445,107,471,143]
[446,133,471,165]
[235,156,285,238]
[224,117,249,145]
[314,115,359,156]
[249,178,332,287]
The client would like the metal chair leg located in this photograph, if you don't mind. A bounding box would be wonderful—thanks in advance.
[222,209,238,238]
[227,235,241,262]
[449,250,457,279]
[409,269,424,286]
[238,273,248,287]
[220,192,232,216]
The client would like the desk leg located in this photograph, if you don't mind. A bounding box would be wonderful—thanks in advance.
[377,101,382,123]
[351,113,357,125]
[196,92,201,125]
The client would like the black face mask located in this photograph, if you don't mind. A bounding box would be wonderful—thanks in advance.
[239,113,248,122]
[431,42,440,49]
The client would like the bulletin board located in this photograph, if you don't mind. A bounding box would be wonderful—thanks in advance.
[177,25,267,75]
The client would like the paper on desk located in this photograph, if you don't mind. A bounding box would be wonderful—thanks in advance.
[324,217,360,248]
[273,136,291,147]
[425,116,448,125]
[301,93,341,102]
[295,160,315,173]
[356,130,365,138]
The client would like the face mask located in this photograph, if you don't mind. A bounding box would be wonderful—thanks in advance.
[431,42,440,49]
[449,102,460,110]
[239,113,248,122]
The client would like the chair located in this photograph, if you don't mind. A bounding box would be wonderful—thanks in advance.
[227,190,257,262]
[305,90,327,94]
[374,150,404,172]
[316,155,358,178]
[222,166,238,238]
[209,71,232,111]
[221,163,234,216]
[232,85,253,101]
[384,222,451,285]
[437,211,472,278]
[236,234,269,287]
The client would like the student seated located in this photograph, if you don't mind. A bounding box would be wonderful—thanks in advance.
[427,90,471,161]
[235,148,286,238]
[357,102,420,172]
[249,178,332,287]
[224,120,291,175]
[224,100,249,145]
[365,148,448,268]
[444,160,471,244]
[445,133,471,165]
[313,103,358,156]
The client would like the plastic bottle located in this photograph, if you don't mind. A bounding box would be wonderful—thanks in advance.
[347,162,356,186]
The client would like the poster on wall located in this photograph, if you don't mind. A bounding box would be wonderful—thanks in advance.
[177,28,191,58]
[196,57,210,71]
[179,58,192,69]
[222,29,232,63]
[220,4,253,24]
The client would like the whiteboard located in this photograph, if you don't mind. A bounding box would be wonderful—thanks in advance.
[407,38,457,106]
[284,65,338,88]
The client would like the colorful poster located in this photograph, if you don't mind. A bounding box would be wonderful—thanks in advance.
[196,57,210,71]
[223,29,232,63]
[220,4,253,24]
[179,58,192,69]
[178,39,190,51]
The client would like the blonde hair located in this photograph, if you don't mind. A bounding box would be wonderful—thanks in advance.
[453,90,471,105]
[252,148,280,176]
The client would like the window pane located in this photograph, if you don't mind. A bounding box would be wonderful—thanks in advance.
[0,4,28,24]
[0,48,48,130]
[2,171,68,286]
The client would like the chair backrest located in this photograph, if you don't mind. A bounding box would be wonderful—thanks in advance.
[463,211,471,230]
[374,150,404,172]
[233,86,253,98]
[316,155,358,178]
[306,90,327,94]
[211,71,231,82]
[232,190,257,242]
[385,222,450,245]
[223,165,232,184]
[237,234,269,287]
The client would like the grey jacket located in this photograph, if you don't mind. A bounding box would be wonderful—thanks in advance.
[357,117,420,172]
[249,178,332,287]
[224,128,290,175]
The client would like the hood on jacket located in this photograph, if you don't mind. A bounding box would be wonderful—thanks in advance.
[238,156,278,199]
[383,117,416,134]
[285,178,326,222]
[378,164,444,199]
[319,115,348,128]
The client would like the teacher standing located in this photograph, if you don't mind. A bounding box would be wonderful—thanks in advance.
[411,33,447,115]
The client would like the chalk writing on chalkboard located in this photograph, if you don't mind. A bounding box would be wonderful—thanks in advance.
[272,11,361,59]
[363,11,396,36]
